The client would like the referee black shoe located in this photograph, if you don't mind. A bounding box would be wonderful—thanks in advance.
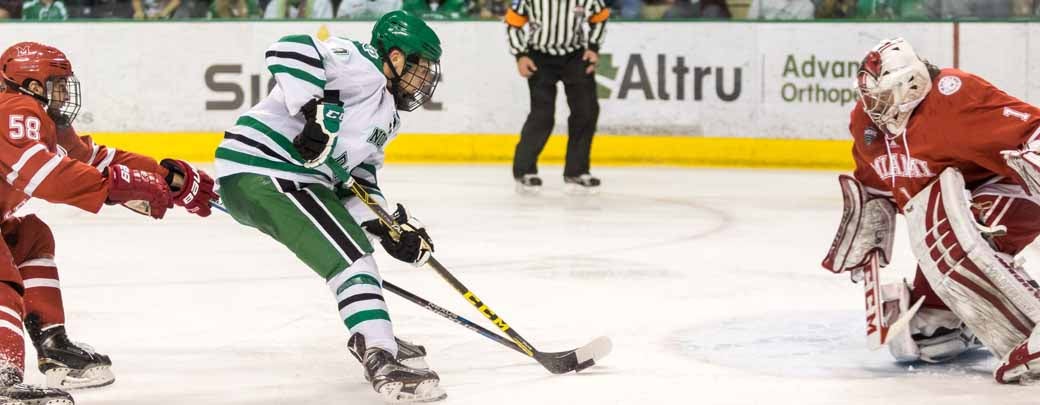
[564,174,601,194]
[514,174,543,194]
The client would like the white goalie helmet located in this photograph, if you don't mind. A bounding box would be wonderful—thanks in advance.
[856,38,933,135]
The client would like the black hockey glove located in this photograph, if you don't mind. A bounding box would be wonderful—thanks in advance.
[361,203,434,266]
[293,98,343,168]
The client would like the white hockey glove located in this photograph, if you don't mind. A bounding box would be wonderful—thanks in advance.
[293,98,343,168]
[361,204,434,266]
[821,175,897,279]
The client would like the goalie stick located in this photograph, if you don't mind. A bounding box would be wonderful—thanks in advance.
[859,250,924,350]
[828,175,924,349]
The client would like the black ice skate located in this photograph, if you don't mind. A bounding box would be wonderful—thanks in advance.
[350,334,444,403]
[514,174,543,194]
[393,338,429,371]
[349,335,431,377]
[0,366,73,405]
[364,348,445,403]
[27,321,113,390]
[564,174,601,194]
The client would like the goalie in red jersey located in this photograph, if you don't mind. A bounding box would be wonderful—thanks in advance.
[823,37,1040,384]
[0,42,215,403]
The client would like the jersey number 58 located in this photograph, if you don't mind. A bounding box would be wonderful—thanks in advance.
[8,115,41,141]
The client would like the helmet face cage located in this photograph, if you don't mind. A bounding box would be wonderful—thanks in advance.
[857,50,896,131]
[45,75,81,127]
[855,38,932,135]
[392,55,441,112]
[857,72,895,130]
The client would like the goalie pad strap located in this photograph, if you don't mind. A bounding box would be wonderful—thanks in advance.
[905,168,1040,357]
[822,175,896,273]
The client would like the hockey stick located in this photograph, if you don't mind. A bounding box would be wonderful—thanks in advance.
[345,180,611,374]
[380,280,544,356]
[211,194,610,373]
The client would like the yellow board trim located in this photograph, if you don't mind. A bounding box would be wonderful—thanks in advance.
[87,132,855,170]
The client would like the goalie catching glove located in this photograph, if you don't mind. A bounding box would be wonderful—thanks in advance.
[293,98,344,168]
[361,204,434,266]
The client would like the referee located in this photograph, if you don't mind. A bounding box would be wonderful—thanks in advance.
[506,0,609,193]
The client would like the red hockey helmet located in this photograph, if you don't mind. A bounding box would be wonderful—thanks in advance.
[0,42,81,126]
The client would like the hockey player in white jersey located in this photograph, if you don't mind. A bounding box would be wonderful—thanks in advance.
[214,10,445,403]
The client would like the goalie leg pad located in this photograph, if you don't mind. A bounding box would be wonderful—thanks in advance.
[822,175,897,274]
[903,168,1040,358]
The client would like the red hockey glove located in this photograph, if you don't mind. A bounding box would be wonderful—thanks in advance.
[160,159,216,217]
[106,164,172,219]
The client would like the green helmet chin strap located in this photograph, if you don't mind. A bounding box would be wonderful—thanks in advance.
[371,10,442,112]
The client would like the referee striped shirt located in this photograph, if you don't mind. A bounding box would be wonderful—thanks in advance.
[505,0,609,57]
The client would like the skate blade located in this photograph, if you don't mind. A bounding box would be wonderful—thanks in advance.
[563,183,600,195]
[515,183,542,195]
[378,379,446,403]
[45,365,115,390]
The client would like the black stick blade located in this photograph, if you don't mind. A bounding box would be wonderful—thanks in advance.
[535,336,612,374]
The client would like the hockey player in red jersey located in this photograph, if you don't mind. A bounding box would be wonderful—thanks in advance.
[0,42,216,403]
[823,37,1040,383]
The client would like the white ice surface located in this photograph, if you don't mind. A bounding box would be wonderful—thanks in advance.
[13,165,1040,404]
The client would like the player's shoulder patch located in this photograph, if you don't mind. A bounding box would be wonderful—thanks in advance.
[360,43,379,61]
[863,126,879,145]
[937,76,962,96]
[849,105,877,145]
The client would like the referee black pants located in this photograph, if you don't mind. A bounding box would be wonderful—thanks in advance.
[513,50,599,179]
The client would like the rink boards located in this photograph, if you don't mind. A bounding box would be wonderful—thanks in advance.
[3,21,1038,168]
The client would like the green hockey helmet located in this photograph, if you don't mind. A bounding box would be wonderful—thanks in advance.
[371,10,442,111]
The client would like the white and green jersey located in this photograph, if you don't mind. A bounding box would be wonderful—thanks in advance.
[215,34,398,201]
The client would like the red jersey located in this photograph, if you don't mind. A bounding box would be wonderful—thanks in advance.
[0,93,167,219]
[850,68,1040,209]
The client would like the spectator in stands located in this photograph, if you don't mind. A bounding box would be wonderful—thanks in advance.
[746,0,814,19]
[336,0,398,18]
[641,0,670,18]
[132,0,181,18]
[1012,0,1033,15]
[22,0,67,19]
[854,0,926,18]
[919,0,1014,18]
[403,0,467,18]
[0,0,19,17]
[66,0,131,18]
[815,0,855,17]
[263,0,333,18]
[662,0,730,18]
[615,0,640,18]
[210,0,259,17]
[473,0,505,18]
[699,0,729,16]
